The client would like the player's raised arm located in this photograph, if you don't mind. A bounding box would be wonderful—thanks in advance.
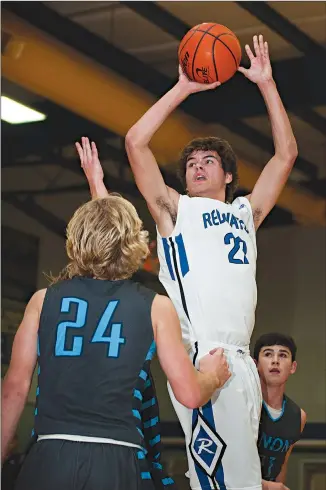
[76,137,109,199]
[152,295,230,408]
[238,35,298,230]
[125,67,220,234]
[1,289,46,463]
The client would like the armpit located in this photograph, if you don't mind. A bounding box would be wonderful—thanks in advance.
[156,197,177,225]
[253,207,263,226]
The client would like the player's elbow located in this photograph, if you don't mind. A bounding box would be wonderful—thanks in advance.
[125,129,145,151]
[173,385,201,409]
[3,376,31,402]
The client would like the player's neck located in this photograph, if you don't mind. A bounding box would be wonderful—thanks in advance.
[261,381,285,410]
[192,189,226,202]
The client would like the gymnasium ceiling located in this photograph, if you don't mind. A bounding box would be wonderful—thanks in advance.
[2,1,326,257]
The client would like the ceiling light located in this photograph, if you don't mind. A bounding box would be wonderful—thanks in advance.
[1,96,46,124]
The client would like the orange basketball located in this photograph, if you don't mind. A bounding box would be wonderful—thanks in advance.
[178,23,242,84]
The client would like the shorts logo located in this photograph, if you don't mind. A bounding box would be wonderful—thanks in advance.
[197,438,214,455]
[189,411,226,477]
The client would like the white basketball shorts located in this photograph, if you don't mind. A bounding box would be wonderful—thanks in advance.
[168,341,263,490]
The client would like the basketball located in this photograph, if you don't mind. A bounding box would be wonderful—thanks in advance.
[178,23,242,84]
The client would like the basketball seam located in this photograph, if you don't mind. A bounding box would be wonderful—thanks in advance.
[192,29,238,41]
[179,26,204,58]
[212,37,219,83]
[215,36,238,69]
[191,24,217,82]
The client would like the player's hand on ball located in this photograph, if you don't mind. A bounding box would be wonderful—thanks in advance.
[76,137,104,183]
[199,348,231,388]
[178,65,221,95]
[238,35,273,85]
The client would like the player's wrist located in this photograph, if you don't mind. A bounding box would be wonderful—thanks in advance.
[257,78,276,91]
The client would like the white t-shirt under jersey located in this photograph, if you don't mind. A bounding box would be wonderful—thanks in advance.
[156,195,257,348]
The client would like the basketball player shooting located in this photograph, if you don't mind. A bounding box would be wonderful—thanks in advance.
[82,35,298,490]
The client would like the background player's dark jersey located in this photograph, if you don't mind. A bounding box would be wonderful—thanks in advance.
[34,277,157,447]
[258,395,301,481]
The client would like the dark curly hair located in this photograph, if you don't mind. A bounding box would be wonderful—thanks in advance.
[177,136,239,202]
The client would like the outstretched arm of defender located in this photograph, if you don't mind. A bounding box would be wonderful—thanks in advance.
[239,36,298,230]
[152,295,231,408]
[1,290,46,463]
[125,67,220,233]
[76,137,109,199]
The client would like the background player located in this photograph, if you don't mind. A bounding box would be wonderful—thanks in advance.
[82,34,298,490]
[254,333,306,490]
[1,196,231,490]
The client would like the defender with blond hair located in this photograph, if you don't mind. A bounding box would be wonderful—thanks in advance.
[2,193,230,490]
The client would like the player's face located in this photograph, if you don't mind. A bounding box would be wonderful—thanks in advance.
[257,346,297,387]
[185,150,232,199]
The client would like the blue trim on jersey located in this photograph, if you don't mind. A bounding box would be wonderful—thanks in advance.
[144,378,151,389]
[144,416,159,429]
[133,389,143,401]
[192,410,210,489]
[132,409,141,420]
[141,472,152,480]
[139,369,148,381]
[263,398,286,422]
[142,397,156,410]
[149,434,160,446]
[154,452,160,460]
[34,407,38,416]
[145,341,156,361]
[175,233,189,277]
[137,450,146,460]
[137,427,145,438]
[162,477,175,486]
[202,402,227,490]
[162,238,175,281]
[152,462,163,470]
[36,386,40,397]
[37,365,40,375]
[37,335,40,357]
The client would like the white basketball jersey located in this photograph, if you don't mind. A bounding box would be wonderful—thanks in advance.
[156,195,257,347]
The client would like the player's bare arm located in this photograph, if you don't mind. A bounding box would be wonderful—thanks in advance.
[239,35,298,230]
[125,67,220,236]
[152,295,230,407]
[76,137,109,199]
[1,289,46,463]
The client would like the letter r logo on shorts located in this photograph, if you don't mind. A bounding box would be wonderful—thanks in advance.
[189,412,226,477]
[197,438,214,455]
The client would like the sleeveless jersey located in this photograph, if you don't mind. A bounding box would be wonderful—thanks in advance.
[34,277,157,447]
[157,195,257,347]
[258,395,302,481]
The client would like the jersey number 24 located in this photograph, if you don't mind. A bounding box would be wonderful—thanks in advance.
[55,297,125,358]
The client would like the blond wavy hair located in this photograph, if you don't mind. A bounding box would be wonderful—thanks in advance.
[50,195,149,283]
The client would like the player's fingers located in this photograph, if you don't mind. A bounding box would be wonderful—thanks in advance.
[244,44,255,61]
[75,142,84,165]
[253,35,260,57]
[91,141,98,159]
[85,137,92,163]
[264,41,269,59]
[209,348,218,355]
[258,34,264,56]
[82,137,88,166]
[237,66,248,75]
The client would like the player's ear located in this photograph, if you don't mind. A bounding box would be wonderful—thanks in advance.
[290,360,297,374]
[225,172,233,184]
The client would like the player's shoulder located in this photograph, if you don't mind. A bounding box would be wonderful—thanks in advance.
[30,288,47,305]
[152,294,174,315]
[300,408,307,432]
